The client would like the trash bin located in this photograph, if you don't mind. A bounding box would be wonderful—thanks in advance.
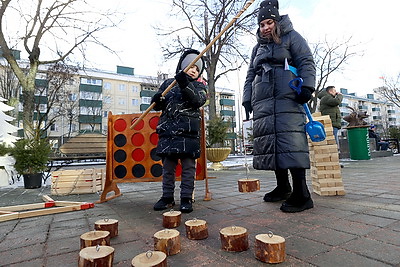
[346,126,370,160]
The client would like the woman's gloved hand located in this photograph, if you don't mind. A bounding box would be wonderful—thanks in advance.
[242,101,253,121]
[175,71,190,89]
[295,86,314,104]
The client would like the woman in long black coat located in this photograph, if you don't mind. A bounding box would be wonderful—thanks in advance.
[242,0,316,212]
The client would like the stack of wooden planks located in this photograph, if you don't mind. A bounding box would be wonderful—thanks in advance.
[308,113,345,196]
[51,168,106,195]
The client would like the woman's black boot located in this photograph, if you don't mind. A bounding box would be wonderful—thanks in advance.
[280,169,313,212]
[264,169,292,202]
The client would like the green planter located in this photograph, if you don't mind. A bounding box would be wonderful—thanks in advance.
[347,126,371,160]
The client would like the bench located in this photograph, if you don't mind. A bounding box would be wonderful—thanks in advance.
[47,133,107,179]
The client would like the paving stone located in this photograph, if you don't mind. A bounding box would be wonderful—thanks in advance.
[341,237,400,265]
[1,155,400,266]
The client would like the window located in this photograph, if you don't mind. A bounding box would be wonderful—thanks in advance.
[80,91,102,100]
[103,96,111,104]
[104,82,111,90]
[118,98,126,105]
[132,99,139,106]
[103,111,108,117]
[39,104,47,112]
[119,84,126,91]
[132,85,139,93]
[50,124,57,131]
[80,77,102,86]
[68,93,77,101]
[142,97,151,104]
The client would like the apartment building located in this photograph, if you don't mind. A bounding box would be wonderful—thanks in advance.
[338,88,400,136]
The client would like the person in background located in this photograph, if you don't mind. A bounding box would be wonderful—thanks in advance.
[318,86,343,146]
[368,125,389,151]
[151,49,207,213]
[242,0,316,212]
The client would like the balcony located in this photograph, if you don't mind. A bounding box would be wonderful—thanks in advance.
[388,110,395,114]
[79,115,102,124]
[372,107,380,111]
[220,110,235,117]
[140,104,150,111]
[358,105,368,110]
[220,99,235,106]
[226,132,237,140]
[35,79,48,88]
[339,103,348,107]
[79,84,102,93]
[372,116,382,120]
[79,99,102,108]
[140,90,156,97]
[389,118,397,122]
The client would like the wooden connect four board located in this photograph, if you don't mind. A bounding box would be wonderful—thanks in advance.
[99,111,208,202]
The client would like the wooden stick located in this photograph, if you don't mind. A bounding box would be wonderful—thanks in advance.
[130,0,256,129]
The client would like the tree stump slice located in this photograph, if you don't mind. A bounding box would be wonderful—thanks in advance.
[238,178,260,192]
[154,229,181,256]
[254,233,286,263]
[78,245,114,267]
[219,226,249,252]
[162,210,181,228]
[131,251,167,267]
[185,219,208,240]
[95,219,119,238]
[80,230,111,249]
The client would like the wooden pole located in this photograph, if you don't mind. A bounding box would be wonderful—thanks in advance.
[254,233,286,263]
[131,251,167,267]
[95,219,119,238]
[162,210,181,228]
[80,230,111,249]
[130,0,256,130]
[79,245,114,267]
[220,226,249,252]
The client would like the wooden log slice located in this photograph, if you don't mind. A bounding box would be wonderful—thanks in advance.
[238,178,260,193]
[131,251,167,267]
[162,210,181,228]
[95,219,119,238]
[184,219,208,240]
[80,230,111,249]
[153,229,181,256]
[219,226,249,252]
[78,245,114,267]
[254,233,286,263]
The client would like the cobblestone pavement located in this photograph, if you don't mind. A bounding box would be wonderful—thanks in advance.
[0,155,400,266]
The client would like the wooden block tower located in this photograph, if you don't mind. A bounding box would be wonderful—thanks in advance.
[308,113,345,196]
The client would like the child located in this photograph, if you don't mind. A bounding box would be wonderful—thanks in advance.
[151,49,207,213]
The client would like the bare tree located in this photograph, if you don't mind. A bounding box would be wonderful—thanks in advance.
[373,73,400,109]
[0,0,121,129]
[156,0,257,119]
[33,61,78,136]
[0,62,20,120]
[309,36,361,112]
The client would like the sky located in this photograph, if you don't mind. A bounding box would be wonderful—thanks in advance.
[7,0,400,97]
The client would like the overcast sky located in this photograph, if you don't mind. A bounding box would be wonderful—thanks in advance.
[79,0,399,97]
[9,0,400,97]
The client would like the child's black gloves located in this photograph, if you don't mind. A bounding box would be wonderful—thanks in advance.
[242,101,252,121]
[175,71,190,89]
[151,92,164,104]
[295,86,314,104]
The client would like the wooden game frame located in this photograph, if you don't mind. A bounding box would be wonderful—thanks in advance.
[98,110,210,203]
[0,195,95,222]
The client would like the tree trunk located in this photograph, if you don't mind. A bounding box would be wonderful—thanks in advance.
[162,210,181,228]
[94,219,119,238]
[79,245,114,267]
[153,229,180,256]
[131,251,167,267]
[185,219,208,240]
[238,178,260,193]
[80,230,111,249]
[219,226,249,252]
[254,233,286,263]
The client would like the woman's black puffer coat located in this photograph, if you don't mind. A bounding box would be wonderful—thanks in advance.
[152,50,207,159]
[242,15,316,170]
